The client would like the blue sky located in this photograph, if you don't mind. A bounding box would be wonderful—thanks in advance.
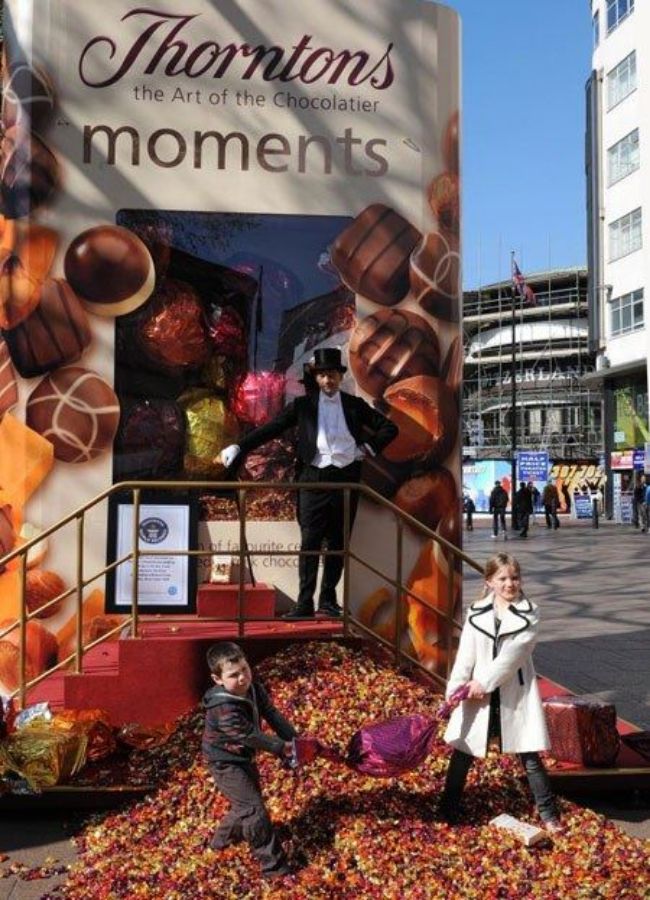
[449,0,592,289]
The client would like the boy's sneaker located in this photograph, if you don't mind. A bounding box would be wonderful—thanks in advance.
[491,534,498,539]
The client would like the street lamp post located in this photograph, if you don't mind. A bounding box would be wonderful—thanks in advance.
[510,252,518,529]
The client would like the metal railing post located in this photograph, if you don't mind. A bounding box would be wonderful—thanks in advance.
[75,513,85,673]
[131,488,141,638]
[238,489,246,638]
[394,517,403,667]
[342,487,351,635]
[445,548,456,679]
[18,554,27,708]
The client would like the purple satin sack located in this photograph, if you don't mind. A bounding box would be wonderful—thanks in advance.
[346,714,437,777]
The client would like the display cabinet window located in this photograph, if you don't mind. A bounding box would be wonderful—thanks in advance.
[593,10,600,47]
[609,207,642,261]
[608,128,639,184]
[607,0,634,34]
[610,288,644,336]
[607,51,636,109]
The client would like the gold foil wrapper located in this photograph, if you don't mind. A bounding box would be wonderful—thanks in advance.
[54,709,116,762]
[179,389,239,478]
[0,725,88,790]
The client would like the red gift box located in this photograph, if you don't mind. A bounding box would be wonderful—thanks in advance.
[196,583,276,619]
[543,695,620,767]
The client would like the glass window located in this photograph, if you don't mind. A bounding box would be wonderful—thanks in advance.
[607,0,634,34]
[609,208,642,261]
[610,288,644,336]
[607,51,637,109]
[593,10,600,47]
[607,128,639,184]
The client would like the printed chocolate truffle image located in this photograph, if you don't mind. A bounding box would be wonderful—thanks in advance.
[0,502,16,573]
[410,231,460,322]
[0,127,60,219]
[383,375,457,464]
[393,467,457,532]
[64,225,155,317]
[427,172,460,237]
[26,366,120,463]
[349,308,440,398]
[0,337,18,418]
[1,62,56,132]
[443,110,460,175]
[440,336,463,393]
[331,203,421,306]
[0,220,58,328]
[5,278,91,378]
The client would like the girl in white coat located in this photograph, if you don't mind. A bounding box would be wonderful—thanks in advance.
[440,552,561,831]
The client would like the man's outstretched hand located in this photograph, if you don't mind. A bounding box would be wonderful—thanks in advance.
[220,444,241,467]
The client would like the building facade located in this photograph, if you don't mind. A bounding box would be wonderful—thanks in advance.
[587,0,650,516]
[463,268,602,462]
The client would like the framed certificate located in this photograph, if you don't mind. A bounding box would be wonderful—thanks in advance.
[106,492,198,614]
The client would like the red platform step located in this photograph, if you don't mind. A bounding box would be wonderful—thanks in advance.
[196,583,276,618]
[45,617,343,726]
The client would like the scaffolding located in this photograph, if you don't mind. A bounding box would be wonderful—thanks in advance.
[463,268,603,460]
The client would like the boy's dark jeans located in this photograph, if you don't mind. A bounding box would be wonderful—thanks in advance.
[210,761,288,873]
[441,748,558,822]
[492,510,506,536]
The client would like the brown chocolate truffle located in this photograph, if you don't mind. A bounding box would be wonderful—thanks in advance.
[0,503,15,573]
[26,365,120,463]
[443,110,460,175]
[410,231,460,322]
[64,225,155,317]
[440,336,463,393]
[0,126,59,219]
[0,337,18,418]
[427,172,460,237]
[331,204,421,306]
[361,454,413,500]
[349,308,440,398]
[4,278,91,377]
[384,375,457,464]
[393,467,457,532]
[2,63,56,132]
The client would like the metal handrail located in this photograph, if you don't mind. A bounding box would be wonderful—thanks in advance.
[0,479,485,706]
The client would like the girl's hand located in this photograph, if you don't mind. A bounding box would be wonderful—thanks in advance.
[466,679,487,700]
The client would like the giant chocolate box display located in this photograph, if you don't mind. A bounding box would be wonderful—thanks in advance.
[0,0,461,688]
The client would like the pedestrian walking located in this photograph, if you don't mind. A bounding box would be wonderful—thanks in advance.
[633,474,646,529]
[542,481,560,530]
[463,495,476,531]
[514,481,533,538]
[489,480,509,540]
[527,482,540,525]
[643,478,650,534]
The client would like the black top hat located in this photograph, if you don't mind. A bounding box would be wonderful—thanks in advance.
[309,347,347,373]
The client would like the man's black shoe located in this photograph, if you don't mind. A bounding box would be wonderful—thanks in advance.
[282,606,315,620]
[316,604,342,618]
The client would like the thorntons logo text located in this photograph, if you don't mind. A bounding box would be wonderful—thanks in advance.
[79,9,395,90]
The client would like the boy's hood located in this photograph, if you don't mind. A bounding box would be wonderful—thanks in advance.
[202,684,253,709]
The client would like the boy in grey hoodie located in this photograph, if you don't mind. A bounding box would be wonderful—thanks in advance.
[202,641,297,877]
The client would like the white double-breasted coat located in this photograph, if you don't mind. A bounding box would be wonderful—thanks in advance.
[444,593,550,757]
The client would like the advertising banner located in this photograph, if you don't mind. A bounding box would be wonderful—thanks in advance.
[463,460,512,513]
[0,0,461,685]
[516,451,549,484]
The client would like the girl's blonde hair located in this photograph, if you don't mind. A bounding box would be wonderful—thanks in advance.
[481,552,521,597]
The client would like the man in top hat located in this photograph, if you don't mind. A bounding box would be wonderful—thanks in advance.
[220,348,398,619]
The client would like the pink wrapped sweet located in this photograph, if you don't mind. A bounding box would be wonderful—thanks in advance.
[232,371,286,426]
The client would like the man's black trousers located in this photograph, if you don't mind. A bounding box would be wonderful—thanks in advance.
[296,462,361,611]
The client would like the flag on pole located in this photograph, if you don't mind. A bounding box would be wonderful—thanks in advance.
[511,258,536,306]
